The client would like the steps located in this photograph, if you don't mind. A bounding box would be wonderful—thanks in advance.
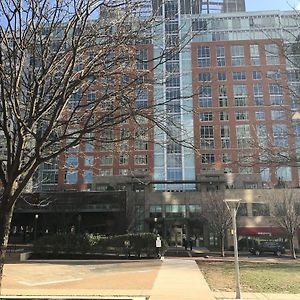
[164,247,191,257]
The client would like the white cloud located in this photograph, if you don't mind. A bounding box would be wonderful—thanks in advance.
[296,1,300,10]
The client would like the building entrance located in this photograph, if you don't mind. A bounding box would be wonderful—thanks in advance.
[170,225,183,246]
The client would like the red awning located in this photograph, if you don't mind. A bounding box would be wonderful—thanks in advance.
[238,227,287,237]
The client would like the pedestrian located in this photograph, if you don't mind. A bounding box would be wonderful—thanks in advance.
[189,238,193,251]
[183,238,187,250]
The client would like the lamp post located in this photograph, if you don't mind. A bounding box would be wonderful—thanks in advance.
[224,199,242,300]
[153,217,158,234]
[34,214,39,241]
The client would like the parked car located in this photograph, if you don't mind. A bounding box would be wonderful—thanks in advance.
[249,241,285,256]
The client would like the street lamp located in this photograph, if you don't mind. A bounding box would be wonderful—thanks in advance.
[224,199,242,300]
[34,214,39,241]
[153,217,158,234]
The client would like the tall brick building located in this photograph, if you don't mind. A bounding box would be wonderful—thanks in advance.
[32,0,300,192]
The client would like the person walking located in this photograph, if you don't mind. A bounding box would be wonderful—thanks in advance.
[189,238,193,251]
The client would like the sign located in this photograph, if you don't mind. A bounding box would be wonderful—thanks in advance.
[156,236,161,248]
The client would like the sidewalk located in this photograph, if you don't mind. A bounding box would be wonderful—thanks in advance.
[151,258,215,300]
[2,257,300,300]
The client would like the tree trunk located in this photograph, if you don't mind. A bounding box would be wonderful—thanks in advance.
[220,233,225,257]
[289,237,297,259]
[0,202,15,295]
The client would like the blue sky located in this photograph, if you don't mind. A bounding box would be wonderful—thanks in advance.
[246,0,300,11]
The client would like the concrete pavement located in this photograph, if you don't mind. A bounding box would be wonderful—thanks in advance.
[2,258,215,300]
[1,256,300,300]
[151,258,215,300]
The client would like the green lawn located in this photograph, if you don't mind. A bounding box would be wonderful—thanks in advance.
[197,261,300,294]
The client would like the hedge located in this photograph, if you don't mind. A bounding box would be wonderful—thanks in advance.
[33,232,168,258]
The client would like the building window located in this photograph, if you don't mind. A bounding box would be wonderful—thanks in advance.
[69,92,81,109]
[165,205,186,218]
[218,85,227,107]
[101,155,113,165]
[167,155,182,168]
[255,111,265,120]
[200,125,214,149]
[265,44,280,65]
[87,91,96,108]
[199,86,212,107]
[272,124,288,146]
[276,166,292,181]
[166,88,180,101]
[85,156,94,166]
[234,84,248,106]
[218,72,226,81]
[257,124,267,146]
[197,46,210,67]
[200,112,213,122]
[222,153,232,163]
[166,75,180,87]
[231,45,244,66]
[42,171,58,186]
[119,154,128,165]
[260,167,270,182]
[239,167,253,174]
[85,142,94,152]
[136,48,148,70]
[65,171,78,184]
[233,71,246,80]
[166,61,180,73]
[134,155,148,165]
[135,140,148,150]
[136,89,148,109]
[216,46,225,66]
[192,19,208,31]
[189,204,202,217]
[99,169,113,176]
[166,168,182,181]
[83,170,93,184]
[167,141,182,154]
[235,111,249,121]
[252,71,262,80]
[267,70,281,80]
[250,44,260,65]
[202,154,215,163]
[252,203,270,216]
[65,155,78,168]
[253,83,264,106]
[219,111,229,121]
[220,125,230,149]
[199,72,211,82]
[149,205,162,218]
[237,203,248,216]
[269,84,283,105]
[236,124,251,148]
[271,110,285,120]
[119,169,128,175]
[166,100,181,113]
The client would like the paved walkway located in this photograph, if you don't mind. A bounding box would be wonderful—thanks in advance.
[2,257,300,300]
[151,259,215,300]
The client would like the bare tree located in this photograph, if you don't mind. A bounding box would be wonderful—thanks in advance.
[272,188,300,259]
[201,191,231,257]
[0,0,193,291]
